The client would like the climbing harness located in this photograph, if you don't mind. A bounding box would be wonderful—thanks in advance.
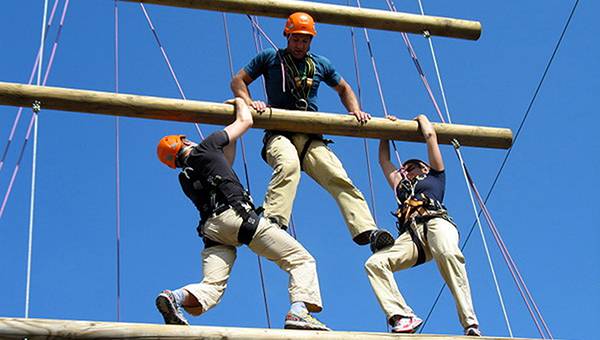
[180,168,260,247]
[279,49,316,111]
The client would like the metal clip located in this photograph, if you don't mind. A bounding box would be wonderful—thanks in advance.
[423,30,431,39]
[451,138,461,149]
[32,100,41,114]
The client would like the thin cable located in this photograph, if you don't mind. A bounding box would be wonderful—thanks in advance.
[465,168,551,338]
[420,0,579,333]
[0,0,70,219]
[114,0,122,322]
[416,0,452,124]
[354,0,403,169]
[25,0,50,319]
[139,4,204,139]
[349,25,377,221]
[454,147,513,336]
[224,13,272,328]
[222,13,252,193]
[0,0,60,173]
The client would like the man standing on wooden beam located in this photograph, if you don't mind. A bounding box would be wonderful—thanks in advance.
[231,12,394,252]
[154,98,329,331]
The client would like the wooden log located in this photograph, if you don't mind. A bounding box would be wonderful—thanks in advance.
[0,317,530,339]
[121,0,481,41]
[0,82,512,149]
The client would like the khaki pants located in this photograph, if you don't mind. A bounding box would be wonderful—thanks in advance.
[182,208,323,315]
[364,217,478,328]
[263,133,376,238]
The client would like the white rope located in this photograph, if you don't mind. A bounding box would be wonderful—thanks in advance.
[454,146,513,337]
[26,0,50,319]
[414,0,514,335]
[416,0,452,124]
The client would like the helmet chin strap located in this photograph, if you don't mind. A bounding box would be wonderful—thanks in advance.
[177,145,194,168]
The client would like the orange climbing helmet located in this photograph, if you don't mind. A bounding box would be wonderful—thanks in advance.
[283,12,316,37]
[157,134,186,169]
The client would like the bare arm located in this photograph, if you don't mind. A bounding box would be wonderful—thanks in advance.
[223,98,253,166]
[379,139,402,190]
[230,69,267,111]
[333,78,371,123]
[415,114,444,171]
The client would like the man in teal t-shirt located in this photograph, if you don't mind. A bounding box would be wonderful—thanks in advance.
[231,12,393,253]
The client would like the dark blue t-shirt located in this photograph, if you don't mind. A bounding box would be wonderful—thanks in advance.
[243,48,342,111]
[396,169,446,205]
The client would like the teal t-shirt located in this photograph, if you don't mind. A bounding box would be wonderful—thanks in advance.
[243,48,342,111]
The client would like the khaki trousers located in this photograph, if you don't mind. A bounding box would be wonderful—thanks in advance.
[364,217,478,328]
[263,133,376,238]
[182,208,323,315]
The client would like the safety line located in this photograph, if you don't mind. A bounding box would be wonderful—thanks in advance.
[222,13,252,194]
[225,13,272,328]
[114,0,122,322]
[417,1,578,336]
[138,4,204,139]
[415,0,452,124]
[453,146,514,337]
[25,0,50,319]
[353,0,403,170]
[349,25,377,221]
[0,0,60,173]
[464,164,549,338]
[0,0,70,219]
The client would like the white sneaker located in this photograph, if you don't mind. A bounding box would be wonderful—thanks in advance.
[390,315,423,333]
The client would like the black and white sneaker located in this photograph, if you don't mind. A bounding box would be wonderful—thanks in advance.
[155,290,189,325]
[369,229,395,253]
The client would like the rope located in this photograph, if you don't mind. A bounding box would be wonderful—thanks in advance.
[463,162,550,338]
[0,0,70,218]
[416,0,578,336]
[138,4,204,139]
[415,0,452,124]
[25,0,50,319]
[349,25,377,221]
[354,0,403,169]
[386,0,515,331]
[0,0,60,173]
[453,145,513,337]
[224,13,272,328]
[114,0,122,322]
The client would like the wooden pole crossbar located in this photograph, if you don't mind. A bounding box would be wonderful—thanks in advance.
[0,317,529,339]
[0,82,512,149]
[121,0,481,41]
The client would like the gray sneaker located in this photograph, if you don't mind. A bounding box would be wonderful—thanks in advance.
[155,290,189,325]
[284,311,331,331]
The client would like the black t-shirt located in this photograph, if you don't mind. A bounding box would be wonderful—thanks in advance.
[396,168,446,205]
[178,131,246,218]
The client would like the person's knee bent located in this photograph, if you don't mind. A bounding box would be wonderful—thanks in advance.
[273,157,301,183]
[365,255,390,276]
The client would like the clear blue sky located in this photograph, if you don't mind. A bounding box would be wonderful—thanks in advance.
[0,1,597,339]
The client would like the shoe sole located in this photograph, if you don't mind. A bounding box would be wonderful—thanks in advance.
[371,231,395,252]
[155,294,189,325]
[284,320,330,331]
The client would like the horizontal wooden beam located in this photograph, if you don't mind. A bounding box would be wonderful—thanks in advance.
[122,0,481,41]
[0,82,512,149]
[0,317,527,339]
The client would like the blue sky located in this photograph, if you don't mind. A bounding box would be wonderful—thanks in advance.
[0,1,598,339]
